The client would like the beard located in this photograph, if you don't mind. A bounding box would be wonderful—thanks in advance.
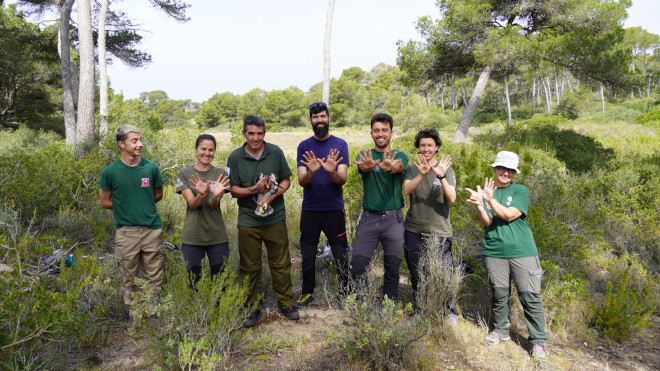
[313,123,329,138]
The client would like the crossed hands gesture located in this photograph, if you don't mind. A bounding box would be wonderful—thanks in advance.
[465,178,496,206]
[301,149,343,174]
[355,149,400,172]
[189,173,230,198]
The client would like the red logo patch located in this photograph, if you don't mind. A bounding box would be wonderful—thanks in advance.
[141,178,150,187]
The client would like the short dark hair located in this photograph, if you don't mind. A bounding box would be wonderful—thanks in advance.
[370,113,393,129]
[309,102,329,117]
[243,115,266,132]
[414,128,442,150]
[195,133,216,149]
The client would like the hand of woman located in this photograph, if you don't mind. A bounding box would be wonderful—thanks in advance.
[189,173,209,196]
[465,186,484,206]
[432,154,452,178]
[209,173,230,198]
[414,154,432,175]
[481,177,496,202]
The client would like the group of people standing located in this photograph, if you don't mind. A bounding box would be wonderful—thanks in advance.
[99,102,547,359]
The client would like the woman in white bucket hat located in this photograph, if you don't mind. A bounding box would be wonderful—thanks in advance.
[466,151,548,360]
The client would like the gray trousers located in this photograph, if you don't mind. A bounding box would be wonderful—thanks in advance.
[351,210,404,300]
[485,255,548,344]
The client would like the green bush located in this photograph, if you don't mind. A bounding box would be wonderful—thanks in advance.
[331,295,423,369]
[634,109,660,124]
[0,126,62,156]
[155,253,249,369]
[593,256,657,341]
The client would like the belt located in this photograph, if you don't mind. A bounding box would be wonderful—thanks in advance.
[121,225,142,229]
[364,209,398,216]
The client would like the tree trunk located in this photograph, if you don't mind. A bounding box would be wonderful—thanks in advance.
[545,75,552,111]
[452,64,493,143]
[452,87,457,110]
[504,74,511,126]
[425,90,431,108]
[75,0,95,159]
[98,0,109,140]
[540,76,550,112]
[554,70,560,105]
[58,0,76,145]
[531,77,536,117]
[321,0,335,105]
[600,82,605,113]
[460,87,468,107]
[437,83,445,114]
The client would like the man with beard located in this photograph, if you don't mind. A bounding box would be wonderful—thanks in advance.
[351,113,408,300]
[295,102,350,307]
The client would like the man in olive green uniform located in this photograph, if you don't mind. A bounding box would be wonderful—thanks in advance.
[227,115,299,327]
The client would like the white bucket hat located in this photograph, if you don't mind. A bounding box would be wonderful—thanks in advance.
[490,151,521,174]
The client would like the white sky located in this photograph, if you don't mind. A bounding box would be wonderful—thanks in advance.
[7,0,660,102]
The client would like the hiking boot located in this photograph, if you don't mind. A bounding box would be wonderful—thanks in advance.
[484,331,510,346]
[280,306,300,321]
[295,293,314,307]
[531,342,547,360]
[242,310,261,328]
[447,313,459,327]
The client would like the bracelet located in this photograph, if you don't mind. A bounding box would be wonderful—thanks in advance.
[437,175,446,180]
[210,195,219,201]
[198,193,207,198]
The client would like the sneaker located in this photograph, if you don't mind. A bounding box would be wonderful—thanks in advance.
[531,342,547,360]
[280,306,300,321]
[484,331,510,346]
[447,313,459,327]
[242,310,261,328]
[295,293,314,307]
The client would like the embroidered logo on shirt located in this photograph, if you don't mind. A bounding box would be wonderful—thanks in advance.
[433,178,442,186]
[141,178,150,187]
[506,196,513,206]
[175,177,183,188]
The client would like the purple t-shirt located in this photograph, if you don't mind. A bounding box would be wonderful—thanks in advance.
[296,135,349,211]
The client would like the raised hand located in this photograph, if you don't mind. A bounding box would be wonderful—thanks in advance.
[354,149,376,170]
[432,154,452,178]
[465,185,484,206]
[481,177,496,202]
[377,150,400,172]
[320,148,343,174]
[301,150,322,173]
[413,154,432,175]
[209,173,230,198]
[189,173,209,196]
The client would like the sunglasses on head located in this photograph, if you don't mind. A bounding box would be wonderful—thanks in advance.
[309,102,327,110]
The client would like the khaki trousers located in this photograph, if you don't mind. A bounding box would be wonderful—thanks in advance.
[114,227,164,306]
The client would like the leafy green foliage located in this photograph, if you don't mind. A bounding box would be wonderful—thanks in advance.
[634,109,660,124]
[593,256,657,341]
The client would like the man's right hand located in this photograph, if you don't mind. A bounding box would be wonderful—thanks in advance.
[301,150,322,173]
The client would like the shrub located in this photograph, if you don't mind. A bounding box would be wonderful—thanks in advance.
[154,252,249,369]
[634,109,660,124]
[593,256,657,341]
[333,294,424,369]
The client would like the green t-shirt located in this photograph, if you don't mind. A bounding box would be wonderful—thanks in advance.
[227,142,292,227]
[404,165,455,236]
[99,158,164,229]
[357,149,409,211]
[482,182,538,259]
[175,165,229,245]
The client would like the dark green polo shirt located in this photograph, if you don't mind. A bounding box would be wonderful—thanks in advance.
[357,149,408,211]
[227,142,292,227]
